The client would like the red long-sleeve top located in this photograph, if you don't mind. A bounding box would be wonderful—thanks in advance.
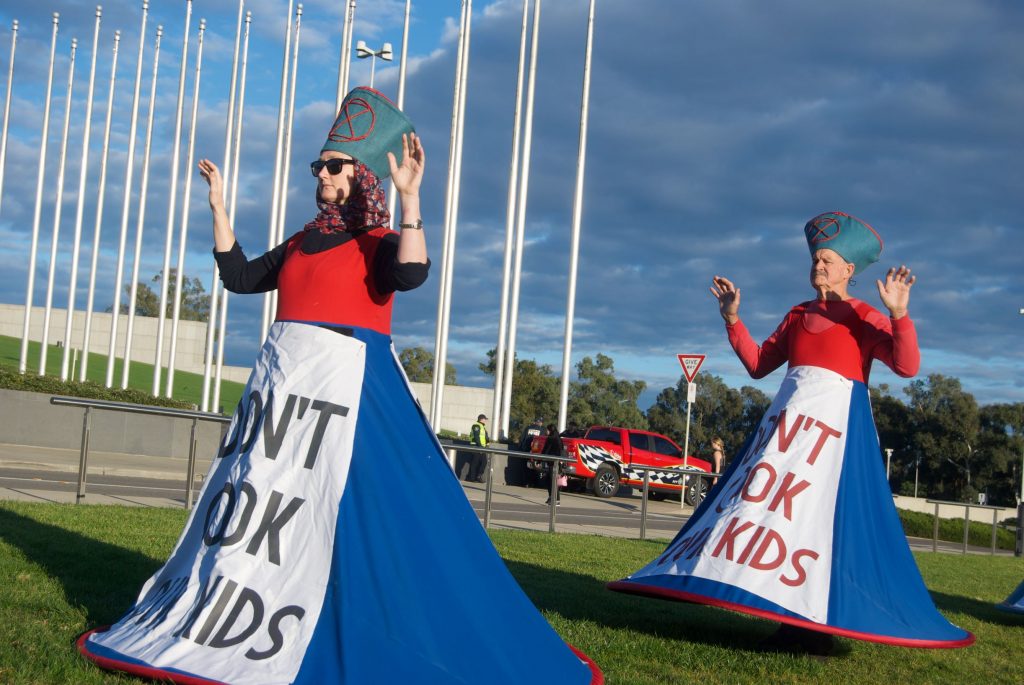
[726,298,919,384]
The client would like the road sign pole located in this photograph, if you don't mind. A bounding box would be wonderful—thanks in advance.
[676,354,705,510]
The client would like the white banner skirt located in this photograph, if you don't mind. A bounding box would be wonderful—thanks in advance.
[609,365,973,648]
[79,322,603,684]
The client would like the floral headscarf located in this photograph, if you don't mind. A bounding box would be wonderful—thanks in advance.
[303,159,390,234]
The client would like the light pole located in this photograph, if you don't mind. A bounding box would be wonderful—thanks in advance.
[884,448,893,482]
[355,40,392,89]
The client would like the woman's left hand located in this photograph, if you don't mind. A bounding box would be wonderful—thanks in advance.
[388,132,425,198]
[877,265,915,319]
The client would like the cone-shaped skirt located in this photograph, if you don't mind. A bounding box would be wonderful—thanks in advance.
[997,579,1024,615]
[609,365,973,648]
[79,322,603,684]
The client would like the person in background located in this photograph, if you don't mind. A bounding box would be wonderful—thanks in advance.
[468,413,489,482]
[542,424,563,506]
[710,436,725,486]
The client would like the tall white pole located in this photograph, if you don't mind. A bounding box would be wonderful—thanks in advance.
[166,19,205,397]
[105,1,149,388]
[275,5,303,247]
[336,0,356,111]
[60,7,102,381]
[557,0,596,432]
[261,0,295,343]
[152,0,192,395]
[38,38,78,376]
[386,0,412,226]
[491,0,530,437]
[79,30,120,382]
[211,10,251,413]
[120,24,163,389]
[429,0,471,429]
[19,13,59,375]
[201,0,243,411]
[500,0,541,438]
[0,20,18,217]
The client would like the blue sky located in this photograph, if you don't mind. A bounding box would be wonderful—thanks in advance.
[0,0,1021,411]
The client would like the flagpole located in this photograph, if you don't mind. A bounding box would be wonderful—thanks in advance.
[336,0,356,111]
[491,0,530,438]
[39,38,78,376]
[19,13,59,375]
[166,18,205,397]
[153,0,193,395]
[386,0,412,225]
[500,0,541,437]
[105,1,149,388]
[60,8,102,381]
[79,29,120,382]
[275,5,302,250]
[557,0,596,432]
[121,24,163,389]
[202,1,244,411]
[0,19,19,217]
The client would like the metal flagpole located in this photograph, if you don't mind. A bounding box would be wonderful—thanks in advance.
[61,7,102,381]
[261,0,295,343]
[201,0,243,411]
[336,0,356,112]
[0,19,18,217]
[274,3,302,251]
[120,24,163,389]
[500,0,541,438]
[105,1,149,388]
[211,10,251,413]
[166,19,205,397]
[429,0,471,430]
[491,0,530,437]
[38,38,78,376]
[386,0,412,226]
[152,0,192,395]
[557,0,596,432]
[79,30,120,382]
[19,13,59,375]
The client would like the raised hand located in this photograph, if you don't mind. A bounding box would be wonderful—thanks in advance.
[876,265,915,319]
[197,159,225,210]
[710,275,741,325]
[387,132,425,198]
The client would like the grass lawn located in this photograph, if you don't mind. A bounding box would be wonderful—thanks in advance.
[0,501,1022,684]
[0,334,244,414]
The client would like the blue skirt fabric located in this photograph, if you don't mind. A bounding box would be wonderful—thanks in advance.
[79,322,602,684]
[997,579,1024,615]
[609,365,973,648]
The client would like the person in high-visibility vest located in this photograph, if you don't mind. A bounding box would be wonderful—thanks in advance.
[467,413,489,482]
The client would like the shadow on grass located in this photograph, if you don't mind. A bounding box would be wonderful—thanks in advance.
[932,590,1024,628]
[0,508,162,628]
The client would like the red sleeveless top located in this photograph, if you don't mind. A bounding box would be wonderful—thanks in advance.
[275,228,396,335]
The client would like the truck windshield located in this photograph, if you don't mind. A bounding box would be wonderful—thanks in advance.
[586,428,621,445]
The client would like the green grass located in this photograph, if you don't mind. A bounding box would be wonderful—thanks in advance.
[1,501,1022,684]
[0,334,244,414]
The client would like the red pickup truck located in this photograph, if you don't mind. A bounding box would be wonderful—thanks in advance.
[529,426,713,505]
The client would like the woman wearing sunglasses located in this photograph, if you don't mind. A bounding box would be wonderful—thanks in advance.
[78,87,602,685]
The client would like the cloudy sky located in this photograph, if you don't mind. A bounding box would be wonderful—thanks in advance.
[0,0,1021,412]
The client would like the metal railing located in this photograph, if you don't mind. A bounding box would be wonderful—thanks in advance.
[50,396,231,509]
[445,444,719,539]
[925,498,1010,555]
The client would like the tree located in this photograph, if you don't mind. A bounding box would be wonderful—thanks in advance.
[113,269,209,321]
[478,349,559,440]
[647,372,770,459]
[975,402,1024,506]
[399,346,456,385]
[568,354,647,431]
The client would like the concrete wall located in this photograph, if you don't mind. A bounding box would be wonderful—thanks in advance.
[893,494,1017,525]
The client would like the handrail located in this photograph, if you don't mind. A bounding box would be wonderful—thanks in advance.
[49,395,231,509]
[925,498,1007,555]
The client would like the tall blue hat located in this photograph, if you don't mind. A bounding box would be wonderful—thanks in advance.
[321,87,415,180]
[804,211,883,275]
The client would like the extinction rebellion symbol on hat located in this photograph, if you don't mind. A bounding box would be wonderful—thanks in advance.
[806,214,842,245]
[329,96,376,143]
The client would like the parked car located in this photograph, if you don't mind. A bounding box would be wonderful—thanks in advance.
[528,425,713,505]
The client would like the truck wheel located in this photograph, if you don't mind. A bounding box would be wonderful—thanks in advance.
[684,475,708,506]
[593,464,620,498]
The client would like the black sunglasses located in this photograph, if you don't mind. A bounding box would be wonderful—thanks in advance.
[310,158,356,176]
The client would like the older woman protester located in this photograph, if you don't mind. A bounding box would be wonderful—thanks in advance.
[78,88,601,685]
[610,211,972,654]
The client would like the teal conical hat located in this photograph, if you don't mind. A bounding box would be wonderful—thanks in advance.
[804,211,883,275]
[321,87,415,180]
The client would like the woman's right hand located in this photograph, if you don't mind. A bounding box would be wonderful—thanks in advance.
[197,159,225,210]
[710,275,740,325]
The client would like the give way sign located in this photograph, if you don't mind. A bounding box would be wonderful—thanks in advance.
[677,354,705,383]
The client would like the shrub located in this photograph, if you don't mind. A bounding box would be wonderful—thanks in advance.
[0,367,194,410]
